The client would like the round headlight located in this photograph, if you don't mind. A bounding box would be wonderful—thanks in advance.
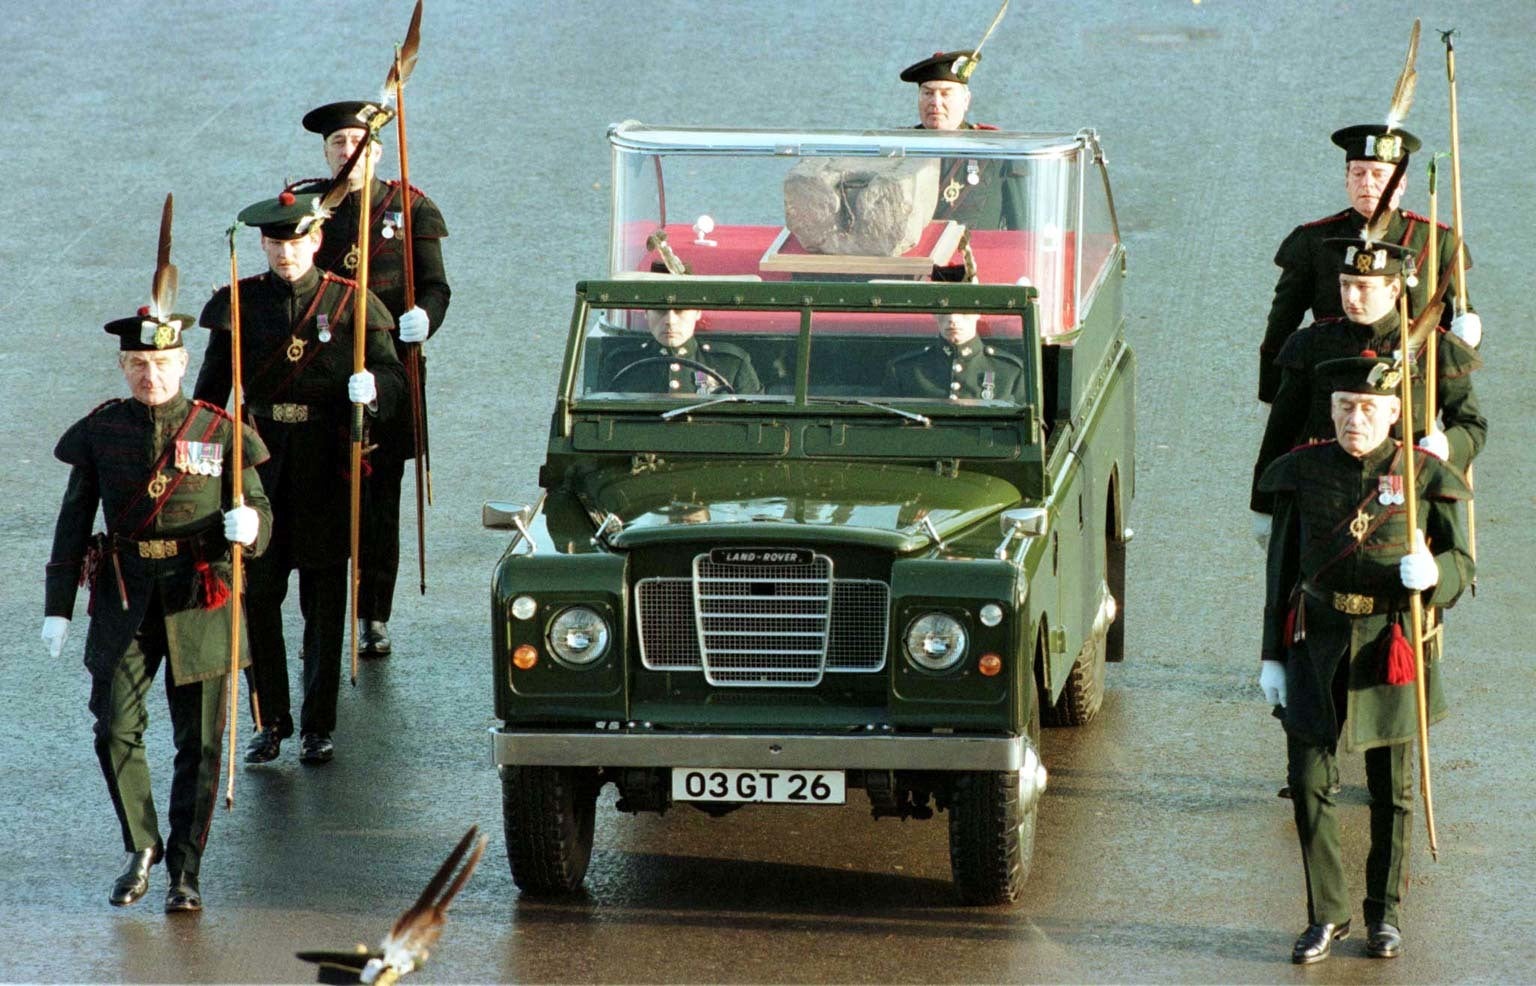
[979,603,1005,627]
[547,606,610,666]
[904,613,968,671]
[511,596,537,620]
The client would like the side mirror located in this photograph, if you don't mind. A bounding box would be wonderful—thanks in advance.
[482,501,533,531]
[999,507,1047,538]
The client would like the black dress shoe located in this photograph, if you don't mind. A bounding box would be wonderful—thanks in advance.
[244,725,284,764]
[109,843,162,906]
[299,732,334,765]
[1292,919,1351,964]
[164,872,202,913]
[1366,922,1402,958]
[360,619,393,658]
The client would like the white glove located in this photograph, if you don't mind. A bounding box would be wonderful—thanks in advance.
[397,306,430,343]
[1251,511,1272,550]
[1450,312,1481,347]
[42,616,70,658]
[348,370,377,405]
[1400,546,1440,591]
[1259,660,1287,707]
[224,505,259,546]
[1417,429,1449,460]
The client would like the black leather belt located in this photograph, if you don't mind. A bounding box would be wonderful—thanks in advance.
[248,401,318,423]
[1301,581,1404,616]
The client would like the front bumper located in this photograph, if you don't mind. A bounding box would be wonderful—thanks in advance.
[490,727,1029,771]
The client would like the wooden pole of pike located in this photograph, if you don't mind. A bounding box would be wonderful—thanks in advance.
[1398,288,1440,861]
[349,146,378,686]
[393,41,430,593]
[225,226,247,809]
[1443,29,1476,566]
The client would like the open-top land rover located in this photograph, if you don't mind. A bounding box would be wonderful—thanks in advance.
[485,122,1134,904]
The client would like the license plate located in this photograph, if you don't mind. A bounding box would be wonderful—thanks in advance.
[671,768,845,804]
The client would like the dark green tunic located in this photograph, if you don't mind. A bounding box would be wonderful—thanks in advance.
[1259,439,1472,752]
[596,337,761,395]
[1258,207,1469,401]
[881,338,1026,401]
[46,393,273,682]
[924,122,1026,231]
[1250,310,1485,513]
[309,177,449,461]
[195,267,402,568]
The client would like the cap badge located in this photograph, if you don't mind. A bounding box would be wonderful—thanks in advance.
[1354,249,1378,273]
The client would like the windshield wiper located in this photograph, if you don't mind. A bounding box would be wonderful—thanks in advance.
[807,397,931,427]
[660,394,794,420]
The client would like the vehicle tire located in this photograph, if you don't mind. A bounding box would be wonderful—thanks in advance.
[501,765,600,895]
[948,699,1041,905]
[1042,624,1106,727]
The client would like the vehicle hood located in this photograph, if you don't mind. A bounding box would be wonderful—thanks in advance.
[581,459,1020,552]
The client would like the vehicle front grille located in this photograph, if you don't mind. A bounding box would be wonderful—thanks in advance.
[636,552,888,686]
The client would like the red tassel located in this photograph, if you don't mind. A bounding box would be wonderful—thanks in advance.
[1385,623,1416,685]
[197,559,231,611]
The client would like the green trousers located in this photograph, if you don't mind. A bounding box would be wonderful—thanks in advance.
[1287,735,1412,927]
[88,597,227,879]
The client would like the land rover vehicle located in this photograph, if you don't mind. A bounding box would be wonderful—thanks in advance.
[485,123,1133,904]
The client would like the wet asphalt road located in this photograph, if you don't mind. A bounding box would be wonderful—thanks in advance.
[2,1,1534,982]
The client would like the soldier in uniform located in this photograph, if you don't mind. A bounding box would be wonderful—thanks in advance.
[597,306,761,396]
[901,49,1024,230]
[1257,353,1473,963]
[1258,124,1481,402]
[42,309,272,912]
[1251,239,1486,541]
[882,265,1025,400]
[300,100,451,658]
[195,190,403,766]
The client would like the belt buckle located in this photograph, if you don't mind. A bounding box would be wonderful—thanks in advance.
[138,539,178,560]
[1333,591,1372,615]
[272,403,308,423]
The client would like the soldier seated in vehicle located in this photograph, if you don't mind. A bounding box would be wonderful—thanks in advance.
[596,307,761,396]
[881,310,1024,401]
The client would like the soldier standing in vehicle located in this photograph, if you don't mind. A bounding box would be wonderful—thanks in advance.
[1257,125,1480,402]
[598,307,760,396]
[901,49,1024,230]
[1250,238,1485,545]
[195,189,403,767]
[298,100,451,659]
[43,309,271,912]
[1257,352,1472,963]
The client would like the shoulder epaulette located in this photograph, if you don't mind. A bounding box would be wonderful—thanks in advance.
[85,398,125,418]
[320,270,360,289]
[982,345,1025,366]
[1290,438,1336,454]
[972,123,999,131]
[1400,210,1451,231]
[1414,443,1446,463]
[385,178,431,199]
[1301,208,1354,228]
[1310,315,1351,327]
[192,399,234,422]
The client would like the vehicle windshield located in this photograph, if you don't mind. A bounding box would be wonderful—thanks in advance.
[576,301,1032,406]
[606,123,1121,340]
